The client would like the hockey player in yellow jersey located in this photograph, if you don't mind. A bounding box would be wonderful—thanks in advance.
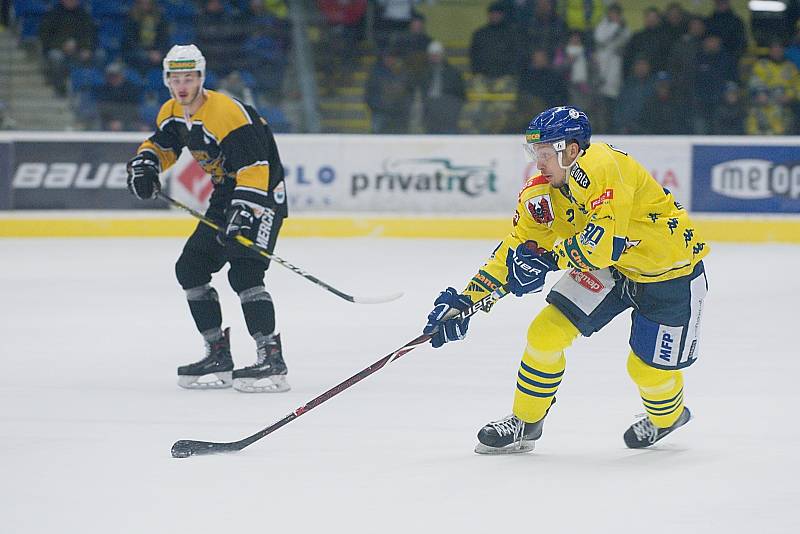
[126,44,290,393]
[423,106,709,453]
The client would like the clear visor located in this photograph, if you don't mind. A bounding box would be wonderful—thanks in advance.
[523,142,560,164]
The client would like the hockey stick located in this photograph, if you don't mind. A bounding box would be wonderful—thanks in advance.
[156,192,403,304]
[171,285,509,458]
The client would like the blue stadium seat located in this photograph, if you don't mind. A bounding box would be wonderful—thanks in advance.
[160,0,197,22]
[139,99,161,125]
[13,0,51,17]
[259,105,291,133]
[145,68,163,92]
[204,70,219,90]
[239,70,257,89]
[97,18,124,55]
[89,0,131,17]
[70,66,103,93]
[169,22,196,46]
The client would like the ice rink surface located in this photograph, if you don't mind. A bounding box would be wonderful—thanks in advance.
[1,237,798,534]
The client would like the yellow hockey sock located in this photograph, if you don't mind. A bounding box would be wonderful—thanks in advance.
[626,351,685,428]
[513,305,579,423]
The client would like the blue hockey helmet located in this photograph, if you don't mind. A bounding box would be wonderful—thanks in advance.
[525,106,592,153]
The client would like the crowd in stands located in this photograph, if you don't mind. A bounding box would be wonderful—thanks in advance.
[321,0,800,135]
[12,0,292,132]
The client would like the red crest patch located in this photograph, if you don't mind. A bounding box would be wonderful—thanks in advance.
[527,194,554,225]
[590,189,614,210]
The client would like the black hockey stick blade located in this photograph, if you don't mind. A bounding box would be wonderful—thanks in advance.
[170,286,508,458]
[155,192,403,304]
[171,439,241,458]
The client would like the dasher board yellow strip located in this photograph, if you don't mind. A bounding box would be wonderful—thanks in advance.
[1,215,800,242]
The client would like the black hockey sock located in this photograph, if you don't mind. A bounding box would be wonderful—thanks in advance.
[185,284,223,334]
[239,286,275,338]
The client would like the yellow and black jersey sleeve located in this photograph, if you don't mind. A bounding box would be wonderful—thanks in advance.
[137,99,182,171]
[462,175,558,304]
[203,92,273,209]
[551,154,633,272]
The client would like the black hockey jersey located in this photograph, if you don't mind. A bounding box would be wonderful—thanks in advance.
[137,90,287,217]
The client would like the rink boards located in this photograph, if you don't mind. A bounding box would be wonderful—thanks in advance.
[1,132,798,242]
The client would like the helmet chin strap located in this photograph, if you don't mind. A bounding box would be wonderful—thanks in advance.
[556,147,582,171]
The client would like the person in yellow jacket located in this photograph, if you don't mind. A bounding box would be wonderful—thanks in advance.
[423,106,709,454]
[126,44,290,394]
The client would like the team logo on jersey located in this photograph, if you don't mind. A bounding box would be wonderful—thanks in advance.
[590,189,614,209]
[569,270,604,293]
[527,194,554,225]
[570,166,590,188]
[273,181,286,204]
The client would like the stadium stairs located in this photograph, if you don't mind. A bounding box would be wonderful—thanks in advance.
[0,29,76,130]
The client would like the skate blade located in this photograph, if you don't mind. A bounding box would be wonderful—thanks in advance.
[178,371,232,389]
[233,375,290,393]
[474,441,535,455]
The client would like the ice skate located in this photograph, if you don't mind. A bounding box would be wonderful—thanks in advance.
[233,333,290,393]
[474,414,545,455]
[177,328,234,389]
[623,407,692,448]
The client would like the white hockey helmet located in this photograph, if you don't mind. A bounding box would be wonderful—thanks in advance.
[162,44,206,89]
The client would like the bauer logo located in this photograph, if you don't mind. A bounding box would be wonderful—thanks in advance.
[693,146,800,213]
[351,158,497,198]
[13,162,129,189]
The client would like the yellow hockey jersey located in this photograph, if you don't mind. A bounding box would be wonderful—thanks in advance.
[137,90,287,216]
[463,142,709,302]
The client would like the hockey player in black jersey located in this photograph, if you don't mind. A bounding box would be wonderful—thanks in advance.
[126,44,289,393]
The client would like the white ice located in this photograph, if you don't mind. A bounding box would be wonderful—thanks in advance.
[1,237,798,534]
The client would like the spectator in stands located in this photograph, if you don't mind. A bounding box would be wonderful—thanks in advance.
[564,32,590,112]
[94,62,143,131]
[749,39,800,134]
[420,41,466,134]
[516,47,567,131]
[662,3,688,50]
[640,71,684,134]
[668,16,706,132]
[787,25,800,71]
[39,0,97,96]
[623,7,671,77]
[196,0,250,76]
[704,0,746,60]
[374,0,420,51]
[396,12,432,89]
[497,0,535,34]
[122,0,169,75]
[613,56,655,134]
[712,81,745,135]
[317,0,367,93]
[469,2,520,80]
[693,33,738,133]
[218,71,257,107]
[561,0,604,37]
[365,49,413,133]
[747,84,790,135]
[593,3,630,133]
[525,0,568,58]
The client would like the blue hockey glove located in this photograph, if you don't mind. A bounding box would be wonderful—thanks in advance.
[505,241,558,297]
[126,153,161,200]
[423,287,473,348]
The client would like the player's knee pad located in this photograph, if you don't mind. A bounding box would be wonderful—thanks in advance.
[227,260,266,294]
[185,284,219,302]
[175,249,215,290]
[626,351,682,393]
[526,304,580,356]
[238,285,272,304]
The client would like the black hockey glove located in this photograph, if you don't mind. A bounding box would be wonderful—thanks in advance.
[423,287,473,348]
[126,153,161,200]
[222,201,258,243]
